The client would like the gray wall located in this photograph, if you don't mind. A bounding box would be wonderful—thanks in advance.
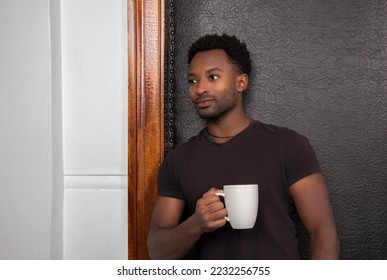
[170,0,387,259]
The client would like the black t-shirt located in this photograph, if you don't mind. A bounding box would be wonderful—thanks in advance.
[158,120,321,259]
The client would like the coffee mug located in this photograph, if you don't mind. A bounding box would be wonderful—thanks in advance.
[216,184,258,229]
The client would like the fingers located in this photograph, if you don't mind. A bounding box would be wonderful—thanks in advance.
[198,188,224,212]
[194,188,227,232]
[204,187,223,195]
[196,199,225,217]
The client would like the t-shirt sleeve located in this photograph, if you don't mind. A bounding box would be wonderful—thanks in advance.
[281,129,321,187]
[157,151,185,200]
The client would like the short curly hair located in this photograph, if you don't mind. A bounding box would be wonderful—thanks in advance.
[188,33,252,76]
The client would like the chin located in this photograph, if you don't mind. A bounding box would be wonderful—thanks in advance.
[196,108,226,121]
[200,113,226,122]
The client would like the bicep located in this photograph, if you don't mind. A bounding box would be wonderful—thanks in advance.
[289,172,336,234]
[149,196,185,229]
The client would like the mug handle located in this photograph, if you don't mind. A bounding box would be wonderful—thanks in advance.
[215,192,230,223]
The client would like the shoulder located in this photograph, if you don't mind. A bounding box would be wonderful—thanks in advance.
[252,120,307,143]
[162,128,206,165]
[254,123,321,185]
[251,121,316,159]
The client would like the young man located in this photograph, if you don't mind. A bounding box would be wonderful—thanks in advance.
[147,34,339,259]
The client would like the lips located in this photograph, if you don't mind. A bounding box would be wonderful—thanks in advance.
[195,98,214,108]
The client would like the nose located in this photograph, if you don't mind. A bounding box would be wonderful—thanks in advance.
[193,79,208,96]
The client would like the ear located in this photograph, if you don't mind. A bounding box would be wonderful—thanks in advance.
[237,74,249,92]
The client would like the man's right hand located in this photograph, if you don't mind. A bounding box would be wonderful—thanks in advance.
[147,188,227,259]
[193,188,227,232]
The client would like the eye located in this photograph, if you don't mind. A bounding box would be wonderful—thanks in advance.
[209,74,219,81]
[188,79,197,85]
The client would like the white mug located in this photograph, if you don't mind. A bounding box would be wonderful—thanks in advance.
[216,184,258,229]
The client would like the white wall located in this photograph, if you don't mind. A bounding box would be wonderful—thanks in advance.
[50,0,65,260]
[61,0,128,259]
[0,0,128,259]
[0,0,53,259]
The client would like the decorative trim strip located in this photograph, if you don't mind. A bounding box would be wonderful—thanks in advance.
[164,0,175,154]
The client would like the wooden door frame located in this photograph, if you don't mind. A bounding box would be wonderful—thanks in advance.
[128,0,167,259]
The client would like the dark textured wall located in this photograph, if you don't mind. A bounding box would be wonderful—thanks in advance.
[169,0,387,259]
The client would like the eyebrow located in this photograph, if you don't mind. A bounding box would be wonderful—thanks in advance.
[188,67,224,77]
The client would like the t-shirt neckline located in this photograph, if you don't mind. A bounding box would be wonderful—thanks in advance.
[204,119,256,146]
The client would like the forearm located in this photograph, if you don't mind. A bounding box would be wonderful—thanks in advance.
[147,215,204,259]
[309,229,340,259]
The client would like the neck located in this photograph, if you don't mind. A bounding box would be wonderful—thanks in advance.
[206,114,251,142]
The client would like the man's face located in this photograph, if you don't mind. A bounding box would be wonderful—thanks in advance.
[188,49,242,121]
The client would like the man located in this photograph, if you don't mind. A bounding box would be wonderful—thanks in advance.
[147,34,339,259]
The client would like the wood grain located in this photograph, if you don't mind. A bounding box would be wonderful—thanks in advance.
[128,0,165,260]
